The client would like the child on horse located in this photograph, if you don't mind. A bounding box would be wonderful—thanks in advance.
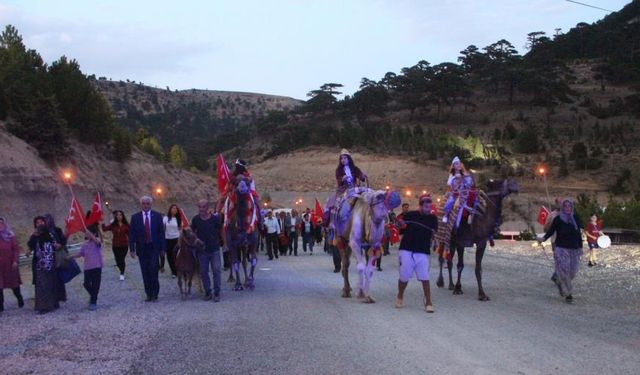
[223,158,262,229]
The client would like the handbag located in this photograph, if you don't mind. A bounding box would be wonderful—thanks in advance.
[54,247,69,269]
[58,258,82,284]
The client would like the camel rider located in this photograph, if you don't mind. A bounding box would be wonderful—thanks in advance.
[324,149,368,228]
[230,159,257,195]
[226,159,262,226]
[442,156,474,224]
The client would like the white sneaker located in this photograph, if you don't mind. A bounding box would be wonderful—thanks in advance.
[119,274,125,281]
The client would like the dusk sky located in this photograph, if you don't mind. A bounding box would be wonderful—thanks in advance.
[0,0,631,99]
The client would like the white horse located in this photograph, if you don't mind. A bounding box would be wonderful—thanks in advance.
[334,189,400,303]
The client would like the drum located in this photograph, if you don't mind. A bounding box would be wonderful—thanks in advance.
[597,235,611,249]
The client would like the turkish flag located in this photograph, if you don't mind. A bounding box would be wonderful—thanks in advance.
[85,193,104,226]
[178,207,190,229]
[389,224,400,244]
[65,197,86,236]
[216,154,231,195]
[313,198,324,224]
[537,206,550,225]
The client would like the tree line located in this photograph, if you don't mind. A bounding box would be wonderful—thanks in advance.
[0,25,132,161]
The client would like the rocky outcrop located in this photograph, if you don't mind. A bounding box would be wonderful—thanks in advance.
[0,125,217,237]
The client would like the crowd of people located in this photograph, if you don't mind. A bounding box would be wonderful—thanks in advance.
[260,209,323,260]
[0,153,609,314]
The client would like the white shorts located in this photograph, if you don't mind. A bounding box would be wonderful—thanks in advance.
[398,250,430,282]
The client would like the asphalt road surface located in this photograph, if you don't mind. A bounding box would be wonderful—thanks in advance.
[1,241,638,374]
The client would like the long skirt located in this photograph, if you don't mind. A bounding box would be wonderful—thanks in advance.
[554,246,582,296]
[34,269,60,312]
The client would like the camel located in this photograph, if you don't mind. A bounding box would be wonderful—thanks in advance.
[334,189,401,303]
[434,178,519,301]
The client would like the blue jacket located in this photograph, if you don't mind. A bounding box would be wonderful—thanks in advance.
[129,210,166,254]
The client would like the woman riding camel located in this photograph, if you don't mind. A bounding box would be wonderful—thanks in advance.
[442,156,474,224]
[335,149,367,191]
[324,149,368,227]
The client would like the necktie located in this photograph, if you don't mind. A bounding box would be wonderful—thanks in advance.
[144,212,151,243]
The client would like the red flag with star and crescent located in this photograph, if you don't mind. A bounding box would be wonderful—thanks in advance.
[65,196,86,236]
[216,154,231,195]
[178,207,190,229]
[313,198,324,224]
[537,206,550,226]
[85,193,104,226]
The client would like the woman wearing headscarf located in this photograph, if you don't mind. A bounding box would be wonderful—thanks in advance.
[0,217,24,311]
[539,199,584,304]
[323,149,368,229]
[28,216,63,314]
[442,156,473,224]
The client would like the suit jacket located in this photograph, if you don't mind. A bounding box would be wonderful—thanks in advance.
[129,210,166,254]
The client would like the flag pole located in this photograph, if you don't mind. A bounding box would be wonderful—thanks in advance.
[537,166,551,208]
[63,170,87,231]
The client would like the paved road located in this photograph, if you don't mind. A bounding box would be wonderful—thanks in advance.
[2,242,638,374]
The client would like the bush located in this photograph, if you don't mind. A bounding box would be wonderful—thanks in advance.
[514,127,539,154]
[519,229,536,241]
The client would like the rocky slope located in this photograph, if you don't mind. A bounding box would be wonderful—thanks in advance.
[0,123,217,240]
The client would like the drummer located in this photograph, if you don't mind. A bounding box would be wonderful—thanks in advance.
[585,213,604,267]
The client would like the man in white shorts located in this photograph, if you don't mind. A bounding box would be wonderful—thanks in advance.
[395,194,438,313]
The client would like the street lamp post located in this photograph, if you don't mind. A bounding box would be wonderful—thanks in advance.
[154,186,165,210]
[538,166,551,207]
[62,170,74,195]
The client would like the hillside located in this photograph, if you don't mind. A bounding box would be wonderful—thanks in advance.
[0,122,217,241]
[92,78,302,121]
[92,78,302,169]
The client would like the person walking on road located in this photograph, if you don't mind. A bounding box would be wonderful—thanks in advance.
[68,227,103,311]
[0,217,24,312]
[539,198,584,304]
[102,210,129,281]
[264,211,280,260]
[301,213,315,255]
[394,194,438,313]
[162,204,182,277]
[129,196,165,302]
[585,213,604,267]
[191,199,223,302]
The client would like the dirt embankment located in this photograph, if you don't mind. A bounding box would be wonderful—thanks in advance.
[0,125,217,241]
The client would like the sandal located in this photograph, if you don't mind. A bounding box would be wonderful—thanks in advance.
[395,298,403,308]
[423,296,434,313]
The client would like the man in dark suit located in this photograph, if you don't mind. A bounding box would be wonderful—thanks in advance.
[129,196,166,301]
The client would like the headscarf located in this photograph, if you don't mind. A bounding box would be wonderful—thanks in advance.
[559,199,578,230]
[0,217,15,241]
[44,213,56,231]
[33,215,47,228]
[43,213,64,243]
